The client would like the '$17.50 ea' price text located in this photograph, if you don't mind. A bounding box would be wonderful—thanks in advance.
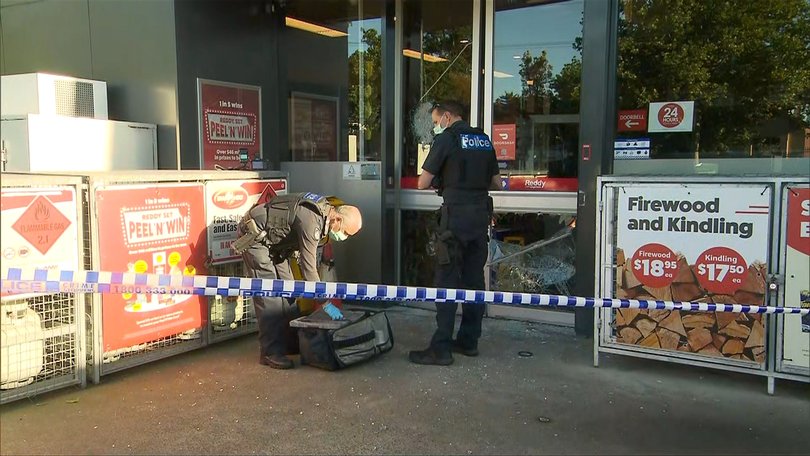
[697,263,745,283]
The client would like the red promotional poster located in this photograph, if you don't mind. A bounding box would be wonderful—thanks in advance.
[95,183,208,352]
[786,187,810,257]
[492,124,517,161]
[198,79,261,170]
[782,186,810,369]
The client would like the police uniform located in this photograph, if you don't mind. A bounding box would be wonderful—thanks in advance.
[421,120,499,357]
[236,192,332,360]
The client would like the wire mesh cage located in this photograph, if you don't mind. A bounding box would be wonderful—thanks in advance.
[208,262,257,343]
[1,175,86,403]
[83,171,284,377]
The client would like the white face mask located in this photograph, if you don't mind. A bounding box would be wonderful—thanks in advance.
[433,114,447,135]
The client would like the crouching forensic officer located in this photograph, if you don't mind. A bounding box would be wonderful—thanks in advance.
[410,100,501,366]
[234,192,363,369]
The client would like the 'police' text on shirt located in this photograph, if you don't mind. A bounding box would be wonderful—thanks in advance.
[460,134,493,151]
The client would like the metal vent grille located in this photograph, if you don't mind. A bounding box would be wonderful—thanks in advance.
[54,80,95,118]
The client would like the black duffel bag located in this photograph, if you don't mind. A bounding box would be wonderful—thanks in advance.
[290,309,394,370]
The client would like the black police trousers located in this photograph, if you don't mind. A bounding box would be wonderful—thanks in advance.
[430,202,490,355]
[241,241,300,358]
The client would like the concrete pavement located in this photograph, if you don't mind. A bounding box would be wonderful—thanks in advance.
[1,305,808,455]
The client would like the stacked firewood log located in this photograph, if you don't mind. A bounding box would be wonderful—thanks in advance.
[613,249,766,363]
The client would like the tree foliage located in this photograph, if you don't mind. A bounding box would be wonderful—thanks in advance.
[421,26,473,106]
[618,0,810,155]
[348,28,382,141]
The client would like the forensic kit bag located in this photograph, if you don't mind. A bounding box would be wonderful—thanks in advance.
[289,309,394,370]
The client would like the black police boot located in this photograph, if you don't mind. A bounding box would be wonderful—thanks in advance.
[260,354,294,370]
[409,347,453,366]
[452,340,479,357]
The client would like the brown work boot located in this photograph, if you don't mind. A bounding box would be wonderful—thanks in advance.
[260,354,294,369]
[408,348,453,366]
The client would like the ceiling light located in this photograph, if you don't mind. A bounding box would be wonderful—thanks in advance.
[285,16,348,37]
[402,49,448,63]
[493,70,513,78]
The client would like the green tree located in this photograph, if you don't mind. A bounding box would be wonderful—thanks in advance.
[494,91,523,123]
[519,50,554,115]
[421,25,473,106]
[552,58,582,115]
[618,0,810,156]
[348,28,382,142]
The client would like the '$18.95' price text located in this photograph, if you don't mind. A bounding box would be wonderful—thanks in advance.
[633,259,677,278]
[629,243,680,288]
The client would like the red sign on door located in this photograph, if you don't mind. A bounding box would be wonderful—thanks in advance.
[492,124,516,161]
[617,109,647,132]
[198,79,261,170]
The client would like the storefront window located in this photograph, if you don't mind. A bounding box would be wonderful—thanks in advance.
[401,0,474,179]
[401,210,437,286]
[616,0,810,160]
[348,14,383,162]
[284,1,382,162]
[398,1,475,286]
[491,0,583,177]
[490,213,576,297]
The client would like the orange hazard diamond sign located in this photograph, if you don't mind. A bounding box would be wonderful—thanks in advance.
[12,195,71,255]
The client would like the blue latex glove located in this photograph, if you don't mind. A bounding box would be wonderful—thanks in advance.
[323,302,344,320]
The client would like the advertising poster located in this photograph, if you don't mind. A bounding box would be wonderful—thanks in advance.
[198,79,261,170]
[782,186,810,370]
[205,179,288,265]
[614,184,771,364]
[492,124,516,161]
[95,183,207,351]
[1,187,80,299]
[290,92,338,161]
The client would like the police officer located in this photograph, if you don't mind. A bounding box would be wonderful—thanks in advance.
[235,192,363,369]
[409,100,501,366]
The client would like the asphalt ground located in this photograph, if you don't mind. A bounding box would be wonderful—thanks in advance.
[1,305,808,455]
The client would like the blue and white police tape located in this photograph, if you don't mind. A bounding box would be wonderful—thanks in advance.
[1,268,808,316]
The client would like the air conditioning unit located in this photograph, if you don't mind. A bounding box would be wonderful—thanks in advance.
[1,114,157,171]
[1,73,108,119]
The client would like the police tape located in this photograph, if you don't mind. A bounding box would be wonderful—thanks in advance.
[1,268,808,316]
